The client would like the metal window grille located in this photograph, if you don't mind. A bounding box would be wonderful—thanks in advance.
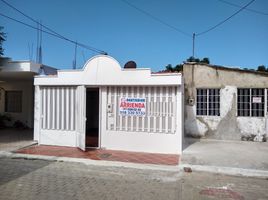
[196,89,207,115]
[5,91,22,113]
[251,89,264,117]
[40,86,76,130]
[196,89,220,116]
[237,88,264,117]
[107,86,177,134]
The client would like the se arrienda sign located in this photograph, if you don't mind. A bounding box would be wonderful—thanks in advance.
[252,97,262,103]
[119,98,146,116]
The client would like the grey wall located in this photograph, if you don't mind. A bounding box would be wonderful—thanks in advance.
[184,63,268,141]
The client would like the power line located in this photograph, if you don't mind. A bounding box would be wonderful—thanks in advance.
[218,0,268,16]
[0,0,107,54]
[119,0,191,37]
[196,0,256,36]
[0,0,65,39]
[0,12,107,54]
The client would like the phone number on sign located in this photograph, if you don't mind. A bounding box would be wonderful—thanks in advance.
[119,110,145,116]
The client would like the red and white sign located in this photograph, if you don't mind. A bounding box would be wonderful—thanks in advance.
[252,97,262,103]
[119,98,146,116]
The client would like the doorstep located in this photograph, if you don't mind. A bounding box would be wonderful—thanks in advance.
[16,145,179,166]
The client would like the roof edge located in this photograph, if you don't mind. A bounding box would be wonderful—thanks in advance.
[183,62,268,77]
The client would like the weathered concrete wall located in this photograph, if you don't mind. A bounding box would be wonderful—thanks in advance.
[184,63,268,141]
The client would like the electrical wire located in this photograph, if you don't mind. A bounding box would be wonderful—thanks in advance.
[196,0,256,36]
[0,12,107,54]
[0,0,64,39]
[218,0,268,16]
[0,0,107,54]
[119,0,191,37]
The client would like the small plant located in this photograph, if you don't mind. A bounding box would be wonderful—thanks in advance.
[0,113,11,128]
[263,135,267,142]
[241,134,267,142]
[13,120,28,129]
[241,134,256,141]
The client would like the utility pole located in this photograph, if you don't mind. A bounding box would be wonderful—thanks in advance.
[39,20,42,64]
[36,21,43,63]
[73,41,77,69]
[192,33,195,58]
[36,22,39,63]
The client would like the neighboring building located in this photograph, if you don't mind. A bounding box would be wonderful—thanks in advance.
[184,62,268,141]
[33,55,184,154]
[0,58,57,128]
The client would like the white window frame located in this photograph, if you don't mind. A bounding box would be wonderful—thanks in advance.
[196,88,220,117]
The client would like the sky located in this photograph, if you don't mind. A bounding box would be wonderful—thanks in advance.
[0,0,268,71]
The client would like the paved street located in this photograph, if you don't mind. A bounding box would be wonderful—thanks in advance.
[0,157,268,200]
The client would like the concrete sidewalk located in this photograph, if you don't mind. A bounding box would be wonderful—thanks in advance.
[0,128,36,152]
[0,151,179,172]
[16,145,179,165]
[181,138,268,177]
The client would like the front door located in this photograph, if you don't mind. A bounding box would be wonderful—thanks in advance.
[86,88,99,148]
[77,86,86,151]
[266,89,268,138]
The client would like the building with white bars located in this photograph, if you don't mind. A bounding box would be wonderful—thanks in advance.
[34,55,183,154]
[184,62,268,142]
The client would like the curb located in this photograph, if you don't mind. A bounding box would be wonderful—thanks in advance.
[180,164,268,179]
[0,151,179,172]
[1,151,268,178]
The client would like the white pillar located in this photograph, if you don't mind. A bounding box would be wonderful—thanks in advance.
[34,85,41,142]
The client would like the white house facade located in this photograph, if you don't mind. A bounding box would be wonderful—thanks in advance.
[0,59,56,128]
[34,55,184,154]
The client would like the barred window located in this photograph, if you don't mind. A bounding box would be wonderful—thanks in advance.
[5,91,22,113]
[106,86,177,134]
[41,87,76,130]
[237,88,264,117]
[196,89,220,116]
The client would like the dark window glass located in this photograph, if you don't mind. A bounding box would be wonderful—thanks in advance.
[5,91,22,113]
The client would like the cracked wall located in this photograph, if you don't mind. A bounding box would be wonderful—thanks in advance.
[184,63,268,140]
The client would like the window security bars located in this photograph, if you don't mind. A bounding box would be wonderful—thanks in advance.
[106,86,177,134]
[237,88,264,117]
[196,89,220,116]
[40,87,76,130]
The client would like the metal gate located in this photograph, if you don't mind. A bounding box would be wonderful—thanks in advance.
[106,86,177,134]
[40,86,76,131]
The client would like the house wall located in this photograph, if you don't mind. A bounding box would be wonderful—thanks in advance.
[34,86,77,145]
[34,55,183,153]
[100,86,183,154]
[35,85,183,154]
[0,80,34,128]
[184,63,268,140]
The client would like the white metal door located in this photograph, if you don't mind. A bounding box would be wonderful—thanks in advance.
[264,89,268,135]
[266,112,268,137]
[76,86,86,151]
[265,112,268,135]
